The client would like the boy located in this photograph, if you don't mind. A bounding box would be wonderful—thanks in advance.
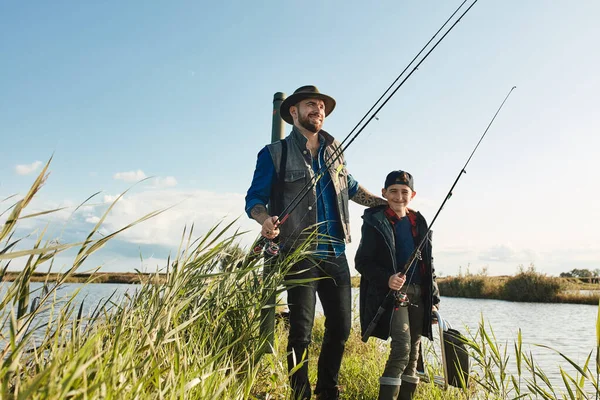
[355,170,441,400]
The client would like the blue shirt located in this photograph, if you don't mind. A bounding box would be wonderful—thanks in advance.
[394,216,422,285]
[245,137,359,257]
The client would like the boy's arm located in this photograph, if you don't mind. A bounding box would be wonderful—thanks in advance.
[355,222,394,286]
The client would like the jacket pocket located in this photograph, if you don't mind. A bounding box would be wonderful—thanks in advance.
[282,170,308,208]
[284,169,306,183]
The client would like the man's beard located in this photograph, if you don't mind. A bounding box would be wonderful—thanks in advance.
[298,113,321,133]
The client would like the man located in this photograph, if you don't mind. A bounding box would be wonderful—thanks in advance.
[355,170,440,400]
[245,85,385,400]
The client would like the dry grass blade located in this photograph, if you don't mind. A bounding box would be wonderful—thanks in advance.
[1,194,19,204]
[0,157,51,242]
[0,242,82,260]
[17,207,69,220]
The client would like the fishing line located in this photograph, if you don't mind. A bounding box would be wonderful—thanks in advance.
[361,85,518,342]
[254,0,480,256]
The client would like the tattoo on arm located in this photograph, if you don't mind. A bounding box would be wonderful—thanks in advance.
[351,185,388,207]
[250,204,270,225]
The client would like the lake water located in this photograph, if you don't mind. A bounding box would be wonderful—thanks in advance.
[2,283,598,394]
[311,289,598,393]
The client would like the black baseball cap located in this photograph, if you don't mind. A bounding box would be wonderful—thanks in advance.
[384,170,414,190]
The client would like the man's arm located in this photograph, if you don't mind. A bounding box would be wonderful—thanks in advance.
[245,147,275,220]
[351,184,387,207]
[245,147,280,239]
[249,204,270,225]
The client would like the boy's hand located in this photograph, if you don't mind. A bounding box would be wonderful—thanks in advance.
[388,272,406,291]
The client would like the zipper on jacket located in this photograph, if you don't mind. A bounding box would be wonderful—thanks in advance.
[369,217,398,339]
[370,220,398,274]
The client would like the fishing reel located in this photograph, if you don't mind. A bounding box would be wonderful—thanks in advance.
[253,236,280,257]
[394,291,410,308]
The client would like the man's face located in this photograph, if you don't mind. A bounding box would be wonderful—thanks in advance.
[382,184,416,213]
[291,98,325,133]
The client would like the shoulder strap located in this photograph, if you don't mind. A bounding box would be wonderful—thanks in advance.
[270,139,287,216]
[279,138,287,183]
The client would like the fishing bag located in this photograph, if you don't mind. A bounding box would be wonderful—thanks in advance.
[443,327,469,387]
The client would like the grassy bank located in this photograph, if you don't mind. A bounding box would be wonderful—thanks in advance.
[437,267,600,305]
[251,314,473,399]
[2,163,599,398]
[352,270,599,305]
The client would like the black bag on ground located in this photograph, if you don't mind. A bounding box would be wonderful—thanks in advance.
[443,328,469,387]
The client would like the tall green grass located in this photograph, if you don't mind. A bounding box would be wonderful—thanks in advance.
[1,162,599,399]
[0,161,305,398]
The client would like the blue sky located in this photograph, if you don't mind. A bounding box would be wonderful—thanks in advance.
[1,0,598,276]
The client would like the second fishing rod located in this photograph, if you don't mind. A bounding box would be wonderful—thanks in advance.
[360,85,517,342]
[253,0,479,256]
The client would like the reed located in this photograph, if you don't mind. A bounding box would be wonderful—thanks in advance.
[1,161,599,399]
[0,161,305,398]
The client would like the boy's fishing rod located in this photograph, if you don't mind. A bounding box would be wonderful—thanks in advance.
[361,85,517,343]
[254,0,479,256]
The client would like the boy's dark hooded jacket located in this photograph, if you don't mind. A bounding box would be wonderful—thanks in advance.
[355,205,440,341]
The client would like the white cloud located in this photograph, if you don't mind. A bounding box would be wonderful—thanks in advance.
[103,194,119,203]
[112,171,177,189]
[113,170,147,182]
[85,216,101,224]
[152,176,178,188]
[7,189,598,277]
[79,205,95,213]
[15,161,43,175]
[89,189,259,248]
[479,244,517,262]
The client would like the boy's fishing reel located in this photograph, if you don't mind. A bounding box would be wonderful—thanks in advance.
[394,291,410,308]
[253,236,280,257]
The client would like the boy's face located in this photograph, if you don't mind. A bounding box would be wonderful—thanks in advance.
[382,184,416,213]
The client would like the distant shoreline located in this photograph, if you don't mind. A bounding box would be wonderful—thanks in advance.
[4,272,599,289]
[1,271,167,284]
[3,273,599,306]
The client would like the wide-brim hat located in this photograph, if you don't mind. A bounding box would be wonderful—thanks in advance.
[280,85,336,125]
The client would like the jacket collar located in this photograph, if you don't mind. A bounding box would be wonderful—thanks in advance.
[363,206,420,239]
[291,126,335,148]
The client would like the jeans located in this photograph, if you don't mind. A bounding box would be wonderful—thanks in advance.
[380,283,424,386]
[285,253,352,399]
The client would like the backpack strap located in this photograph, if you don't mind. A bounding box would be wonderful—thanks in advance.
[270,139,287,216]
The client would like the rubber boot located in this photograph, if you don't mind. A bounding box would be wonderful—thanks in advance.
[397,381,417,400]
[378,384,400,400]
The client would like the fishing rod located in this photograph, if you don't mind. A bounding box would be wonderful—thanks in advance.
[361,85,517,343]
[253,0,480,257]
[325,0,470,163]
